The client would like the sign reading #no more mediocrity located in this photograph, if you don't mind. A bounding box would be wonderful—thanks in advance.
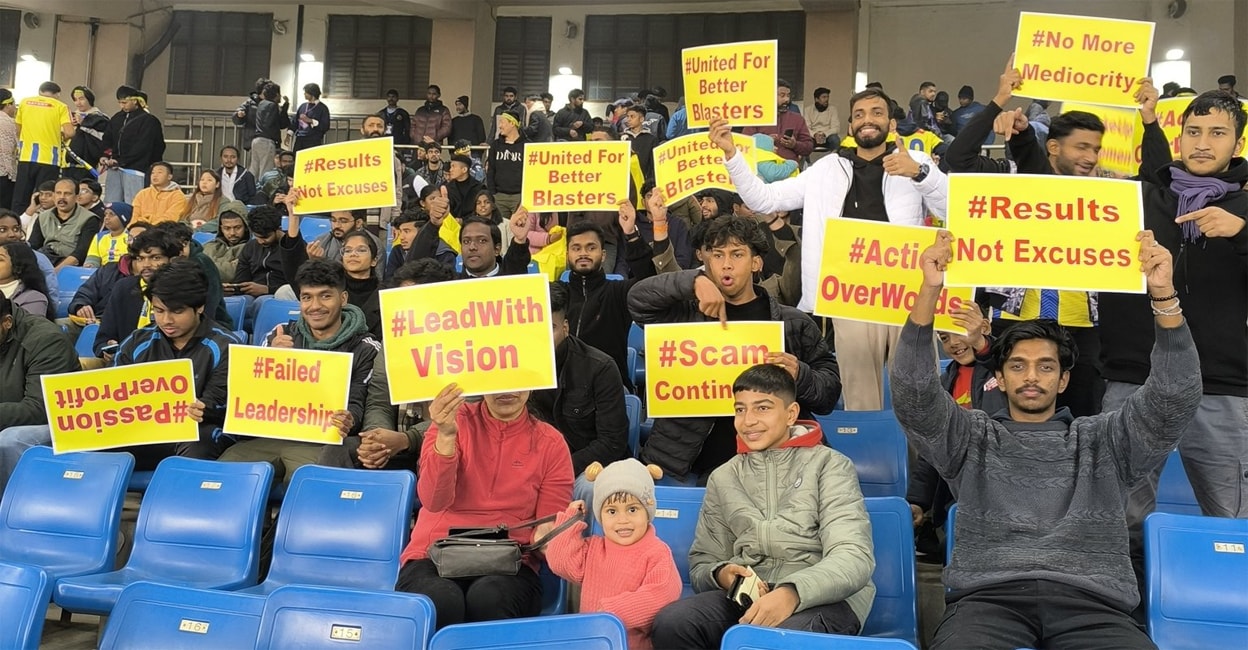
[1014,12,1154,108]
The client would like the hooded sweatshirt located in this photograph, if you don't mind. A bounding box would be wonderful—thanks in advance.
[400,401,574,573]
[132,182,187,224]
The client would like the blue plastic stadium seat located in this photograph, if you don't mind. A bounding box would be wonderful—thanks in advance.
[652,486,704,597]
[946,503,957,565]
[527,261,540,274]
[429,613,627,650]
[539,561,567,616]
[1155,450,1202,515]
[75,322,99,357]
[54,266,96,318]
[722,625,919,649]
[251,299,301,344]
[239,465,415,595]
[223,295,248,331]
[300,217,332,242]
[558,270,625,282]
[624,394,642,458]
[192,231,214,245]
[98,581,266,650]
[861,497,919,644]
[0,447,133,582]
[55,457,274,615]
[255,585,435,650]
[0,561,52,650]
[1145,512,1248,650]
[817,410,909,498]
[626,348,638,393]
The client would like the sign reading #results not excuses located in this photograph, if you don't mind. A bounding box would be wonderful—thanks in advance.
[682,40,778,129]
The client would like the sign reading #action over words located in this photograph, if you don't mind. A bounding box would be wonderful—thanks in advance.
[945,174,1145,293]
[1014,12,1154,108]
[41,359,199,454]
[814,220,975,333]
[682,40,778,129]
[645,321,785,418]
[292,137,397,214]
[1062,96,1197,176]
[654,132,761,204]
[224,345,353,444]
[520,141,632,212]
[379,274,557,404]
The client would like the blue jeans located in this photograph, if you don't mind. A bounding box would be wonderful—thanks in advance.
[0,425,53,501]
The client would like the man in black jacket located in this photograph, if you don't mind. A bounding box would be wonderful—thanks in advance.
[218,258,378,481]
[103,86,165,185]
[552,89,592,142]
[528,282,629,526]
[627,216,841,481]
[449,95,486,147]
[94,228,182,358]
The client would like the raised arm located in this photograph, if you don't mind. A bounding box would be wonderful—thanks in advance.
[711,118,809,215]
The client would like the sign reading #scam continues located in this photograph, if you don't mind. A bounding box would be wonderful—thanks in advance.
[380,274,558,403]
[682,40,777,129]
[814,220,975,333]
[41,359,199,454]
[224,345,353,444]
[1014,12,1154,108]
[645,321,785,418]
[292,137,397,213]
[520,141,632,212]
[945,174,1145,293]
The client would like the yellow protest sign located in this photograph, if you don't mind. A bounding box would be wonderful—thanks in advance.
[945,174,1145,293]
[292,137,397,213]
[653,133,761,204]
[1131,96,1190,165]
[224,345,353,444]
[1014,12,1154,108]
[1061,101,1139,176]
[645,321,785,418]
[813,220,975,333]
[682,40,778,129]
[520,141,631,212]
[379,274,557,403]
[41,360,199,454]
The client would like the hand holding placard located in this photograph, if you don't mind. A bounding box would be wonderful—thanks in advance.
[1133,77,1159,123]
[430,383,466,457]
[708,118,737,159]
[994,54,1023,106]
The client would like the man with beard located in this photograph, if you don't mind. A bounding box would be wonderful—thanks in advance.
[379,89,412,149]
[411,85,452,145]
[552,89,592,142]
[805,86,841,151]
[711,88,948,411]
[489,86,522,142]
[360,114,404,228]
[203,207,250,282]
[27,177,101,269]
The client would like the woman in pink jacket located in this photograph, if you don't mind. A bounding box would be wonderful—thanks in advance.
[396,382,573,629]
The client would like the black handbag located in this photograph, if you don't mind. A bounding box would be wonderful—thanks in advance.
[428,512,583,579]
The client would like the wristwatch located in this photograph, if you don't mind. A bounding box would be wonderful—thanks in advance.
[912,163,930,183]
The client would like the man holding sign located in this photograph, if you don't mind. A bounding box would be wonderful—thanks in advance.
[628,216,840,480]
[713,88,948,411]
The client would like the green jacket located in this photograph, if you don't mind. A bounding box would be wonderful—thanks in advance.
[690,422,876,625]
[0,308,81,427]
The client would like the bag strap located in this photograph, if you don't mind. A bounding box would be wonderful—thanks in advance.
[442,513,560,541]
[524,511,585,552]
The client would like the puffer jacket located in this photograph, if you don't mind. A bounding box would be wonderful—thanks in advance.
[691,422,876,626]
[628,270,841,478]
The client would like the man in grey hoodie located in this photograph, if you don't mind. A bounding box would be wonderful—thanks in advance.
[892,230,1200,649]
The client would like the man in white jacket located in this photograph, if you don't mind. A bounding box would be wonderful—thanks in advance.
[710,88,948,410]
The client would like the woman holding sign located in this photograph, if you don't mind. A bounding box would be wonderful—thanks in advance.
[395,383,573,630]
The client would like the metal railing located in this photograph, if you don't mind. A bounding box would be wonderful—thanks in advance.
[162,110,360,178]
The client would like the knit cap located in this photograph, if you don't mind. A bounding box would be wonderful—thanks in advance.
[587,458,663,521]
[104,202,133,225]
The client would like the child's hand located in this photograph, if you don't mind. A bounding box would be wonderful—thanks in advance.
[567,500,585,515]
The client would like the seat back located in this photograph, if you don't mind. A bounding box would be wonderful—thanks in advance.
[223,295,248,330]
[539,561,567,615]
[0,447,133,579]
[251,299,300,344]
[946,503,957,564]
[721,625,918,649]
[651,486,705,590]
[1145,512,1248,650]
[429,613,627,650]
[0,561,52,650]
[261,465,414,591]
[127,457,273,588]
[861,497,919,644]
[55,266,96,317]
[192,231,215,245]
[628,323,645,386]
[1156,450,1202,515]
[75,322,100,357]
[98,581,266,650]
[301,217,332,242]
[624,394,642,458]
[817,410,908,498]
[255,585,435,650]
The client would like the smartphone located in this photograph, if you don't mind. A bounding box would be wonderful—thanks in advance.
[783,128,795,138]
[728,571,765,609]
[100,343,120,356]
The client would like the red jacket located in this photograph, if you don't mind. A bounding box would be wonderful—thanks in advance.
[401,401,574,572]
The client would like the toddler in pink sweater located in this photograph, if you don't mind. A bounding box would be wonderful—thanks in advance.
[547,458,683,650]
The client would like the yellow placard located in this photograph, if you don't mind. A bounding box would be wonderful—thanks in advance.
[682,40,778,129]
[1061,101,1139,176]
[379,274,557,403]
[813,220,976,333]
[645,321,784,418]
[1131,96,1191,166]
[653,133,761,204]
[224,345,354,444]
[945,174,1145,293]
[520,141,632,212]
[41,360,199,454]
[292,138,397,213]
[1014,12,1154,108]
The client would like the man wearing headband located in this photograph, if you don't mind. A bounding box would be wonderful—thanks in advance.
[0,89,16,210]
[67,86,109,182]
[11,82,74,212]
[103,85,166,194]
